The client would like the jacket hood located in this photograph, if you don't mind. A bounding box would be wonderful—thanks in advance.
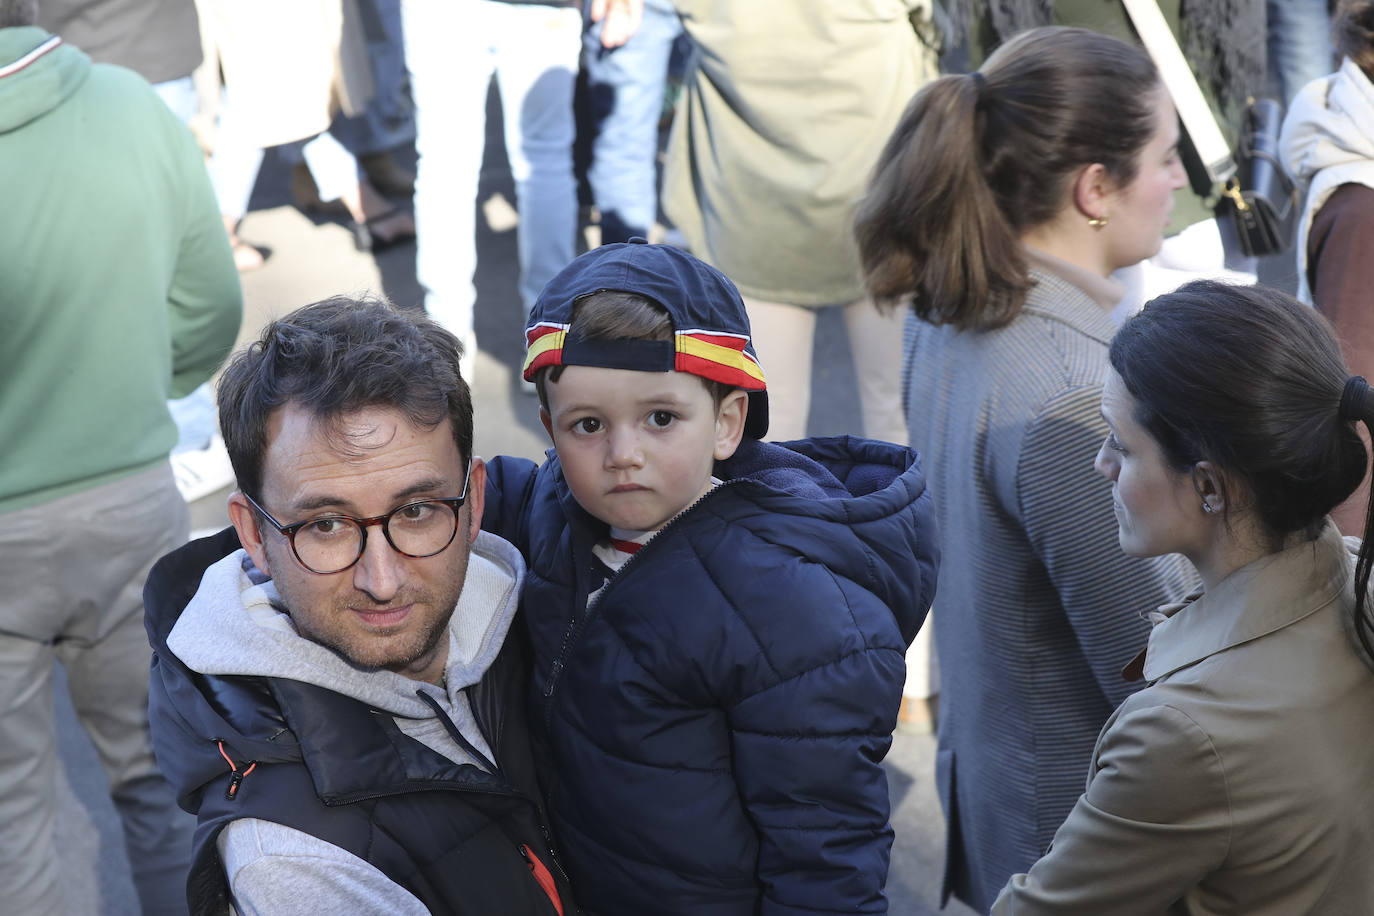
[1280,58,1374,189]
[1278,58,1374,301]
[166,535,522,717]
[720,435,939,643]
[0,28,89,133]
[145,526,526,809]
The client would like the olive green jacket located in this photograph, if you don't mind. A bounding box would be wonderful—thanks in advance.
[663,0,939,306]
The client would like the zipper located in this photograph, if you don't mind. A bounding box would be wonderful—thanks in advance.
[414,689,502,778]
[535,818,573,889]
[519,844,565,915]
[539,481,740,723]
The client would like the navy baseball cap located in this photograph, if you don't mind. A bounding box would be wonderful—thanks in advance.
[523,239,769,439]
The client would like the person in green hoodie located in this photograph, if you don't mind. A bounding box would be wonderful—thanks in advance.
[0,2,242,913]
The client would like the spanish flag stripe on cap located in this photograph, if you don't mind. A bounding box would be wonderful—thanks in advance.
[676,334,766,388]
[525,322,568,345]
[674,328,751,350]
[522,329,566,374]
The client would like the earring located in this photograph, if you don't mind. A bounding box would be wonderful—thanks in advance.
[1087,216,1108,230]
[1201,501,1218,515]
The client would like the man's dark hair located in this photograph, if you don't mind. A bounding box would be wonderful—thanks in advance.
[0,0,38,27]
[217,296,472,501]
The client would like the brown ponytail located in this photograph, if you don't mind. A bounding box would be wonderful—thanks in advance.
[855,73,1028,328]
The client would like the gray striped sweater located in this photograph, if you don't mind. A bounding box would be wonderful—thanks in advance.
[904,268,1197,912]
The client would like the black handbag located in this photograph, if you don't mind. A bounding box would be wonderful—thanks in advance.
[1216,98,1301,258]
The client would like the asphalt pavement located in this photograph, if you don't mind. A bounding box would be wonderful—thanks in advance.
[53,133,969,914]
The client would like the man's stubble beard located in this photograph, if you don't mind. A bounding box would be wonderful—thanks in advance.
[265,537,471,677]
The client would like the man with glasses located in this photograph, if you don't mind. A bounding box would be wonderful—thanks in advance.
[142,297,572,915]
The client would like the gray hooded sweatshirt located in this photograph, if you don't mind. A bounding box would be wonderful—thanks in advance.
[166,530,526,915]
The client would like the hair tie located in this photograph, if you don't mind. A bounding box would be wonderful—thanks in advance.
[969,70,987,97]
[1340,375,1371,421]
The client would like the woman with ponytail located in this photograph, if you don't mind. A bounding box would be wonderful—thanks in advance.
[854,27,1197,911]
[992,280,1374,912]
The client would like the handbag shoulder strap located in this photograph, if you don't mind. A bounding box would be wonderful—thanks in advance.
[1120,0,1236,184]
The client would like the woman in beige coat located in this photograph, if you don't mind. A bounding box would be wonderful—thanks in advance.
[993,281,1374,914]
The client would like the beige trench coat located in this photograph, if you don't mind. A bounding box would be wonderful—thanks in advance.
[196,0,372,149]
[993,522,1374,914]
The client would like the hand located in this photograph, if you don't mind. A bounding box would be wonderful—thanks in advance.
[589,0,644,48]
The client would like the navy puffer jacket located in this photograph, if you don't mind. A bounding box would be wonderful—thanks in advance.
[484,435,939,915]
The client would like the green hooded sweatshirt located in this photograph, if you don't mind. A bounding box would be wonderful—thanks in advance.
[0,27,242,513]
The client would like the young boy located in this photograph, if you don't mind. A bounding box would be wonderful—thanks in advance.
[483,240,940,914]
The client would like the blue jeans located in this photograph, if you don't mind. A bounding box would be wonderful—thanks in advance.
[332,0,416,156]
[583,0,682,243]
[401,0,580,344]
[1267,0,1334,103]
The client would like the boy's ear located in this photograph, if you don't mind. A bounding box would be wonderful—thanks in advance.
[713,390,749,460]
[540,407,555,444]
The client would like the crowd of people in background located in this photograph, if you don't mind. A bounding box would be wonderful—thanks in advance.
[7,0,1374,913]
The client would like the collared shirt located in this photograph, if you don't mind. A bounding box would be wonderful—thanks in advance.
[1024,245,1125,312]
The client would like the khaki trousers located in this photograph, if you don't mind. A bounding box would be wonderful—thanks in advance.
[0,463,194,916]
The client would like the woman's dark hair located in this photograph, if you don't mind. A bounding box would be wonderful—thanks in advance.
[1110,280,1374,653]
[854,26,1161,330]
[1334,0,1374,82]
[217,295,473,503]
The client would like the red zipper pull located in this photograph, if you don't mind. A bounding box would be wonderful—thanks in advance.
[217,740,258,801]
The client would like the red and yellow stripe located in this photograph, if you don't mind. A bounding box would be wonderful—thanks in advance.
[522,324,766,390]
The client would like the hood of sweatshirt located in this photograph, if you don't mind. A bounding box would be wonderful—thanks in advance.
[1277,57,1374,301]
[1280,58,1374,190]
[166,531,523,720]
[0,27,89,134]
